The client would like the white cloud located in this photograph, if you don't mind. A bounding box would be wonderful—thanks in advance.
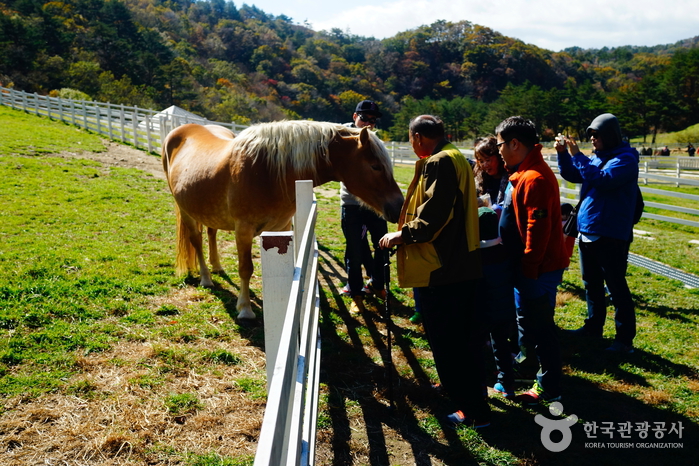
[248,0,699,51]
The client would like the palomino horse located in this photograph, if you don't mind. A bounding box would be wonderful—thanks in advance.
[162,121,404,321]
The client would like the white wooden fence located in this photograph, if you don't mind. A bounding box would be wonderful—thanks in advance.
[1,86,323,464]
[550,159,699,229]
[0,86,248,152]
[256,181,321,466]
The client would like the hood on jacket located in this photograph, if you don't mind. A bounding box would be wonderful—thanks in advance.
[587,113,623,150]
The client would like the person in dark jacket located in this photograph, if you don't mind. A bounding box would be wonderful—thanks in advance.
[380,115,489,428]
[340,100,388,313]
[473,136,509,210]
[556,113,639,354]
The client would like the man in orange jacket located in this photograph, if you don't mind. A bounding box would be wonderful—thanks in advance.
[495,116,570,404]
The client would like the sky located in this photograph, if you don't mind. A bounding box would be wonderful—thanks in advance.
[243,0,698,52]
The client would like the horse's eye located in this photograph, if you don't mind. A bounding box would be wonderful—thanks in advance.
[370,164,382,171]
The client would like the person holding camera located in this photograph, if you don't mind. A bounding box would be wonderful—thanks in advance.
[556,113,640,354]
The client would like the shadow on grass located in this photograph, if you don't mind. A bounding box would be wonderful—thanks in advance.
[317,275,483,465]
[316,259,698,465]
[183,271,266,343]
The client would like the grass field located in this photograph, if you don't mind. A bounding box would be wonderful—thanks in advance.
[1,105,698,465]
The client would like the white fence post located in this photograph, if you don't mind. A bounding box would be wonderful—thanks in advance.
[260,231,295,386]
[255,179,319,466]
[294,181,314,258]
[132,106,139,149]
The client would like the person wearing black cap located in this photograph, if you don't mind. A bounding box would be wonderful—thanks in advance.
[556,113,640,354]
[352,100,383,126]
[339,100,387,313]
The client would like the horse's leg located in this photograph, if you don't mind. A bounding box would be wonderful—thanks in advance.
[234,224,256,320]
[207,227,224,273]
[180,211,214,287]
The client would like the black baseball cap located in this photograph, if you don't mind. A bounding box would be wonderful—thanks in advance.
[355,100,382,117]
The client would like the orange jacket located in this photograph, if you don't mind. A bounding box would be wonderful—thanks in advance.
[508,145,570,279]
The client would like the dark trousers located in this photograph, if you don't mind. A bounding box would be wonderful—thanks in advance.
[414,280,491,421]
[579,236,636,346]
[477,261,517,387]
[514,268,564,396]
[341,205,388,297]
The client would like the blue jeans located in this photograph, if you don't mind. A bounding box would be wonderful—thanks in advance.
[341,206,388,297]
[414,280,491,421]
[514,268,564,396]
[579,237,636,346]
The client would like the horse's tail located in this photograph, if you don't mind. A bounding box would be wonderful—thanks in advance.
[174,205,199,275]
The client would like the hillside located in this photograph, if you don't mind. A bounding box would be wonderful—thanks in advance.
[1,0,698,141]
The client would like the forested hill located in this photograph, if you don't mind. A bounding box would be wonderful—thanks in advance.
[1,0,698,141]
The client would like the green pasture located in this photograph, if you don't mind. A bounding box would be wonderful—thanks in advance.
[1,106,698,465]
[630,123,699,146]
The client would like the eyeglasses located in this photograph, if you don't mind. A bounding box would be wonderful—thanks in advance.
[358,114,377,124]
[496,140,509,148]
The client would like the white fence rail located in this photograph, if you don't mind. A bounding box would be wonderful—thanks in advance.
[0,86,248,152]
[550,159,699,229]
[256,181,321,466]
[2,86,324,463]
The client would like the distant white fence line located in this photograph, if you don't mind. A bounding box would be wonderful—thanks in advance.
[0,86,248,153]
[256,181,321,466]
[1,86,322,464]
[546,157,699,229]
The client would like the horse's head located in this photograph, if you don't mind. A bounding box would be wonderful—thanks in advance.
[332,127,404,223]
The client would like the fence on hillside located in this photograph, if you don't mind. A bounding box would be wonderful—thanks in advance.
[0,86,248,153]
[3,85,696,231]
[256,181,321,466]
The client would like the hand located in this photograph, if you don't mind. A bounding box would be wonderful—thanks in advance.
[567,137,580,156]
[554,134,567,153]
[379,231,403,249]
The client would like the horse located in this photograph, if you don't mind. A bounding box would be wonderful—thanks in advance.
[162,120,404,321]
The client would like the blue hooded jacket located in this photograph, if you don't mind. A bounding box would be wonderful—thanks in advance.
[558,114,639,242]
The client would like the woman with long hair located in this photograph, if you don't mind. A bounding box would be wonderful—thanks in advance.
[473,136,508,208]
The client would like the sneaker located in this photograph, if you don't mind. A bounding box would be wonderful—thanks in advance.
[517,382,561,405]
[493,382,516,399]
[409,311,422,323]
[445,410,490,429]
[431,382,444,393]
[605,341,634,354]
[340,284,370,297]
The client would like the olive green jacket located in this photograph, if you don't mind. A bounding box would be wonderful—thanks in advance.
[396,141,482,287]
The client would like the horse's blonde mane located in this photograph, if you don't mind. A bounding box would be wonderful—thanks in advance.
[232,120,391,180]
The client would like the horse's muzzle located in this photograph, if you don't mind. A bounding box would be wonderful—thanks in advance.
[383,195,404,224]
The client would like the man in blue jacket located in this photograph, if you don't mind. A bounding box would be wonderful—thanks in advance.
[556,113,639,354]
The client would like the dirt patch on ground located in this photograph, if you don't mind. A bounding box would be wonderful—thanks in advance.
[56,140,166,180]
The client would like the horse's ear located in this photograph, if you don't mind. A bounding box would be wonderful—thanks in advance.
[358,127,370,148]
